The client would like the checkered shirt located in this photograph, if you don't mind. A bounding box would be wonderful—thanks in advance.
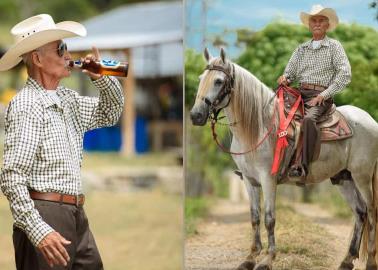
[284,36,351,100]
[0,75,124,246]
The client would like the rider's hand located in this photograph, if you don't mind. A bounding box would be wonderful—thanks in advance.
[81,46,102,80]
[37,231,71,268]
[277,75,289,86]
[308,95,325,106]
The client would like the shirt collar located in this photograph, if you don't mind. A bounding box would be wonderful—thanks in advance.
[301,36,330,49]
[26,77,64,109]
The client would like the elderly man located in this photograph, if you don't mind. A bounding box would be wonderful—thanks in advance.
[0,14,124,269]
[277,5,351,178]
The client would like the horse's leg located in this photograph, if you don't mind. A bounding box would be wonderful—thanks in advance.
[337,179,367,270]
[353,171,377,270]
[244,177,262,260]
[254,175,277,270]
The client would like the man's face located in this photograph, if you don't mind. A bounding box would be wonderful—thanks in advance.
[309,15,329,36]
[36,40,71,80]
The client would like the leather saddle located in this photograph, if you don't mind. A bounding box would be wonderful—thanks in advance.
[283,89,353,144]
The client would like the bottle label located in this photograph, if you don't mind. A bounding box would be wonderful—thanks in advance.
[74,60,83,67]
[100,60,120,69]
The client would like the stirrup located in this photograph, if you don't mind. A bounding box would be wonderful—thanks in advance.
[288,165,307,178]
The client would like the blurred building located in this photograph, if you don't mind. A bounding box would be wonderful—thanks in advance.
[66,1,183,155]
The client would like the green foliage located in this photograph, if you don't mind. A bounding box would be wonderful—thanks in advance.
[0,1,18,23]
[187,120,232,197]
[185,49,206,106]
[0,0,154,25]
[34,0,98,22]
[185,197,211,235]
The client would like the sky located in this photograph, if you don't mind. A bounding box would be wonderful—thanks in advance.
[185,0,378,57]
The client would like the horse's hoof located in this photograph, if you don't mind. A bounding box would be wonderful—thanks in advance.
[338,261,353,270]
[236,260,256,270]
[254,264,272,270]
[246,251,261,261]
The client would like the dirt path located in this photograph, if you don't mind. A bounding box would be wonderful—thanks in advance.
[186,199,363,270]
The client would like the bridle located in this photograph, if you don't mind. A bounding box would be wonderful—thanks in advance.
[199,62,235,122]
[198,62,279,155]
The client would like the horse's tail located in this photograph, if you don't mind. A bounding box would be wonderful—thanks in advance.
[360,160,378,262]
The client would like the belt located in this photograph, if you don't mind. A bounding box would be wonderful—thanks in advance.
[300,83,326,91]
[29,191,85,207]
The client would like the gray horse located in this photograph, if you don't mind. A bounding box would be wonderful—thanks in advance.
[190,48,378,270]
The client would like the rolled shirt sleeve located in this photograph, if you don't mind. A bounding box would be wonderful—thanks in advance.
[77,76,125,132]
[0,107,54,246]
[320,41,351,100]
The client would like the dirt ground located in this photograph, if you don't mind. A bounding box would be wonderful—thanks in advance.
[185,199,365,270]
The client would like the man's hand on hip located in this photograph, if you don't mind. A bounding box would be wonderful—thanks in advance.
[81,46,103,80]
[308,95,325,106]
[38,231,71,268]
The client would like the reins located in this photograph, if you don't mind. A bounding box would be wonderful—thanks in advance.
[210,100,277,155]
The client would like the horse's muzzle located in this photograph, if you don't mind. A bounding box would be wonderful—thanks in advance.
[190,110,208,126]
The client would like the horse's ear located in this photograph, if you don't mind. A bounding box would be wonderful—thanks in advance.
[220,47,227,63]
[204,47,212,62]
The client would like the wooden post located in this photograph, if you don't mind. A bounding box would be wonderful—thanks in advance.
[122,48,135,155]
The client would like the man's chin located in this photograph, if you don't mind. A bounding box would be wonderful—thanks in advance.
[63,69,71,78]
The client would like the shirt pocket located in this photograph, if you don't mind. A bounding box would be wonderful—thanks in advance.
[40,108,69,161]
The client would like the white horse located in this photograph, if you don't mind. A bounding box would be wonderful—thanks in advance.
[190,48,378,270]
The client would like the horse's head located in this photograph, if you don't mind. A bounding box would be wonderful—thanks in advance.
[190,48,234,126]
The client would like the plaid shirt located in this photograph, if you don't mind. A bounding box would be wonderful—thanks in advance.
[284,36,351,99]
[0,76,124,246]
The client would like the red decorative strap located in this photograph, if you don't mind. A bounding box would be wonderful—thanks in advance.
[271,86,302,175]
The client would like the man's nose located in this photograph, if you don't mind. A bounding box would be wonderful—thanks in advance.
[64,50,71,59]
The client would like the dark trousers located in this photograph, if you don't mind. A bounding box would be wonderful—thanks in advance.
[300,89,333,170]
[13,200,103,270]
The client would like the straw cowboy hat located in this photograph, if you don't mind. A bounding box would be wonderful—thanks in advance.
[300,4,339,31]
[0,14,87,71]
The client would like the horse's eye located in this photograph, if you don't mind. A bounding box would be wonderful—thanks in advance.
[215,79,223,86]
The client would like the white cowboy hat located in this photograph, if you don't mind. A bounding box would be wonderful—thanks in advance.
[0,14,87,71]
[300,4,339,31]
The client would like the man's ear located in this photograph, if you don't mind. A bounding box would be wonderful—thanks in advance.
[31,51,43,68]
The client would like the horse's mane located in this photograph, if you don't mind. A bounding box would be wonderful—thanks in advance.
[229,62,275,150]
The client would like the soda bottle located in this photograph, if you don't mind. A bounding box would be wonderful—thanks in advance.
[68,59,128,77]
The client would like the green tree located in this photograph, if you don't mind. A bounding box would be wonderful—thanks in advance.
[185,49,205,107]
[237,22,378,120]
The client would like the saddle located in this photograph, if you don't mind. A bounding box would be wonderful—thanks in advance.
[275,87,353,179]
[283,89,353,142]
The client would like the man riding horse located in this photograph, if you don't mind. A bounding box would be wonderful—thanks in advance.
[277,4,351,178]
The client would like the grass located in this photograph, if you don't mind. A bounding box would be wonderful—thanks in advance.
[0,188,182,270]
[243,202,337,269]
[82,151,181,169]
[185,197,212,235]
[308,182,352,219]
[272,203,336,269]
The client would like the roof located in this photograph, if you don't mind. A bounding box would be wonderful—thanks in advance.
[66,1,182,51]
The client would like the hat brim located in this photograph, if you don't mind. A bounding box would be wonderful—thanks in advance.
[0,21,86,71]
[300,8,339,32]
